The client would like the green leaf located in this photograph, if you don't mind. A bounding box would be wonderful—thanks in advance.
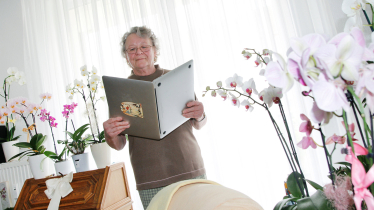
[287,172,304,198]
[296,190,330,210]
[35,135,46,150]
[273,197,299,210]
[13,142,32,148]
[44,151,57,157]
[305,179,323,191]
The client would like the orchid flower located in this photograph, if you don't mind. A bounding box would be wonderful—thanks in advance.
[229,93,240,108]
[341,121,359,141]
[211,90,217,97]
[242,50,252,60]
[255,56,262,67]
[326,134,346,145]
[261,86,283,108]
[299,114,314,136]
[241,100,254,112]
[297,136,317,149]
[217,81,223,88]
[241,78,258,96]
[217,90,228,101]
[265,53,294,93]
[310,101,333,124]
[319,33,363,81]
[7,67,18,75]
[92,66,98,74]
[225,74,243,88]
[74,79,84,89]
[355,64,374,112]
[344,143,374,210]
[311,74,350,112]
[342,0,364,32]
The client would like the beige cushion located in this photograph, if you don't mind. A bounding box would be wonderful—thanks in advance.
[168,183,263,210]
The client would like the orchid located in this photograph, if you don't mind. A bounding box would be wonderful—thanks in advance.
[241,78,258,96]
[218,90,228,101]
[225,73,243,88]
[299,114,313,136]
[241,100,254,112]
[297,136,317,149]
[310,101,333,124]
[40,92,52,101]
[229,93,240,108]
[261,86,283,108]
[326,134,346,145]
[264,53,294,93]
[342,0,364,32]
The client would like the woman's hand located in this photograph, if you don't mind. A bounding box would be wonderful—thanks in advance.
[182,101,204,121]
[103,117,130,150]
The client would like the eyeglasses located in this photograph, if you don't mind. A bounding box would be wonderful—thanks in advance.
[126,45,153,54]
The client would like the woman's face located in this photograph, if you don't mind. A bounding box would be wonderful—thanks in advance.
[125,33,156,72]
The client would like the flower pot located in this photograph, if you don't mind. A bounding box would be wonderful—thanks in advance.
[54,159,76,175]
[2,140,20,162]
[90,142,112,169]
[28,154,50,179]
[72,153,92,173]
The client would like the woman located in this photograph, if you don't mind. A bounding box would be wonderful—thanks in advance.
[103,26,207,209]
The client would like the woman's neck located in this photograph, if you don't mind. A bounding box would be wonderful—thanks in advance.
[133,65,156,76]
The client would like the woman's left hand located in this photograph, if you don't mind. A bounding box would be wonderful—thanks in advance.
[182,101,204,120]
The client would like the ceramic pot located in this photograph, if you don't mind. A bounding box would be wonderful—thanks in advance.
[54,159,76,175]
[72,153,91,172]
[2,140,20,162]
[90,142,112,169]
[28,154,50,179]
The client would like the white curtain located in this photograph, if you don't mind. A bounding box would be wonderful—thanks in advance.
[21,0,341,209]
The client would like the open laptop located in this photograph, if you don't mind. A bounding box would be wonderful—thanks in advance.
[102,60,194,140]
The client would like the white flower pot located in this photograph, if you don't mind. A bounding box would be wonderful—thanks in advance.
[2,140,20,162]
[54,159,76,175]
[90,142,112,169]
[28,154,50,179]
[72,153,91,173]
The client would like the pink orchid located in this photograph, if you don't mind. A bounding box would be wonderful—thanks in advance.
[297,136,317,149]
[50,121,58,128]
[326,134,346,145]
[40,115,47,122]
[345,143,374,210]
[264,53,294,93]
[341,121,358,141]
[299,114,314,136]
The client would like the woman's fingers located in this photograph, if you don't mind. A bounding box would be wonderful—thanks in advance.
[104,117,130,138]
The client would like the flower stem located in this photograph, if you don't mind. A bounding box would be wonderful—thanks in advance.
[318,126,335,186]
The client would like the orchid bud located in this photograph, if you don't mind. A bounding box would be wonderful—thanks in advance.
[263,49,270,56]
[217,81,222,88]
[211,90,216,97]
[206,86,210,91]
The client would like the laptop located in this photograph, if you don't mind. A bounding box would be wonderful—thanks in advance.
[102,60,195,140]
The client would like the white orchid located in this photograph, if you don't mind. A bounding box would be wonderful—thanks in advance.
[261,86,283,108]
[241,78,258,96]
[7,67,18,75]
[241,100,254,112]
[225,74,243,88]
[342,0,364,32]
[74,79,84,89]
[92,66,98,74]
[229,93,240,108]
[265,53,294,93]
[217,90,228,101]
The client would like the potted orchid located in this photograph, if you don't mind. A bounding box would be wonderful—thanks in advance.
[204,1,374,207]
[0,67,26,162]
[6,94,57,179]
[66,65,111,168]
[59,123,94,172]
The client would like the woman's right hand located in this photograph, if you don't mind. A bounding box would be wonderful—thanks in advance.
[103,117,130,150]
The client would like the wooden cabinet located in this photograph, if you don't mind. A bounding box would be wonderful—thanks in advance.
[14,162,132,210]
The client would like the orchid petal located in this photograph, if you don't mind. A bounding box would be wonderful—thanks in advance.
[350,27,365,47]
[337,35,355,61]
[290,38,307,56]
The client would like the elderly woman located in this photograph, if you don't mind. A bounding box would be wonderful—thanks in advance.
[103,26,207,209]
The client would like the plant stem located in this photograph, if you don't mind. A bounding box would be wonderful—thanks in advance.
[349,94,368,148]
[318,126,335,186]
[279,101,309,196]
[362,8,374,32]
[48,119,58,155]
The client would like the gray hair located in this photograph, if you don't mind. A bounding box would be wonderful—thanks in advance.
[120,26,160,58]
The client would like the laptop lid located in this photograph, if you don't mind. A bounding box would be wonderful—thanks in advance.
[153,60,195,139]
[102,59,195,140]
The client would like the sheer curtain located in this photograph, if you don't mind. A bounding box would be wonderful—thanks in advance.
[21,0,340,209]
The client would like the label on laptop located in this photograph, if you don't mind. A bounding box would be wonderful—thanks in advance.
[121,102,144,118]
